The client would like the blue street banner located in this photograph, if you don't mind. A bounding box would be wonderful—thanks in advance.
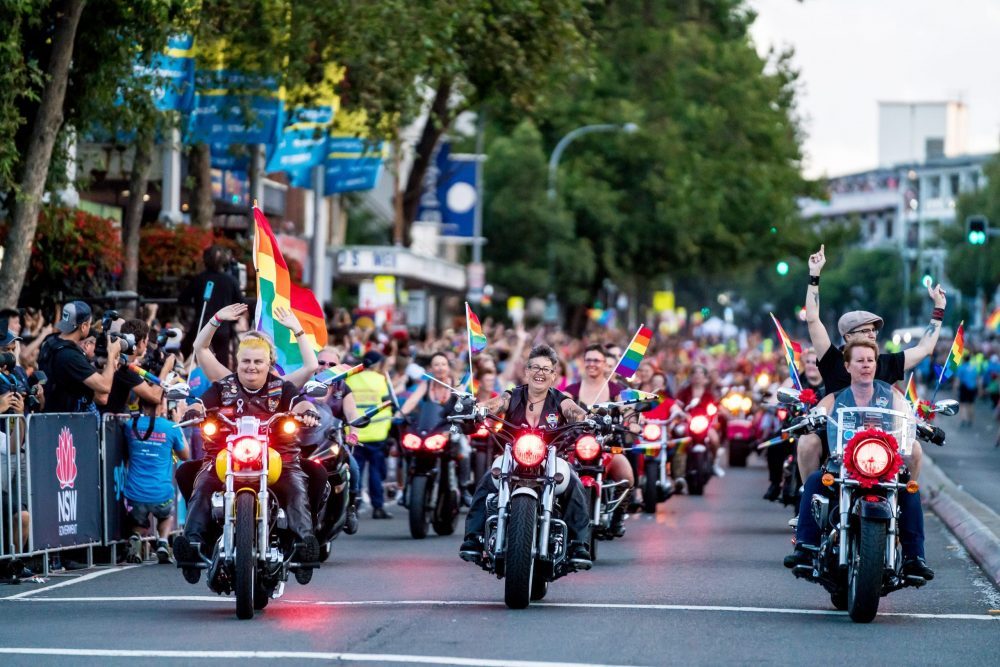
[148,34,196,112]
[210,143,251,172]
[268,106,336,188]
[415,141,480,238]
[186,68,284,146]
[324,136,385,193]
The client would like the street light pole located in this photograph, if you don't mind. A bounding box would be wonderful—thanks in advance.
[545,122,638,322]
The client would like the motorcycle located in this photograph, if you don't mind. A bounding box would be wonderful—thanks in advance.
[635,416,690,513]
[399,392,465,539]
[720,388,755,467]
[452,404,603,609]
[677,398,718,496]
[755,401,805,507]
[779,387,957,622]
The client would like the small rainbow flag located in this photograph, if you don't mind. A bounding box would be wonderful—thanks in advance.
[619,388,662,406]
[253,206,327,373]
[986,307,1000,333]
[932,321,965,401]
[614,325,653,379]
[904,373,918,408]
[466,302,487,354]
[770,312,802,390]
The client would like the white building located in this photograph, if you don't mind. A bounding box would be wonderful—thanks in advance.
[878,101,968,167]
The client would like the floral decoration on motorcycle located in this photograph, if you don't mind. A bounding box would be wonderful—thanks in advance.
[842,428,903,489]
[916,400,935,422]
[797,388,818,407]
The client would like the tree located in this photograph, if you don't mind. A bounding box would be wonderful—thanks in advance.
[944,154,1000,303]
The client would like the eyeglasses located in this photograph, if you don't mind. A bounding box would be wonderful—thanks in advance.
[583,358,605,365]
[526,364,555,375]
[317,360,338,367]
[848,327,879,337]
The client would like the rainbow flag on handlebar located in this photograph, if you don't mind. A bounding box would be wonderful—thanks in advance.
[619,388,661,406]
[769,312,802,390]
[904,373,919,408]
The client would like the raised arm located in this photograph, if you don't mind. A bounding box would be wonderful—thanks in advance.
[903,284,947,371]
[805,244,832,358]
[499,324,529,386]
[399,381,428,416]
[274,306,319,389]
[195,303,246,381]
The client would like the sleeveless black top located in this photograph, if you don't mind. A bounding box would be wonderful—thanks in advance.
[504,385,567,434]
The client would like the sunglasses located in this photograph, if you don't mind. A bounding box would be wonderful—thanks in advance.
[317,360,339,367]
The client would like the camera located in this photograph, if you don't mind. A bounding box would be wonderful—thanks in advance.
[93,309,136,364]
[0,356,44,413]
[143,327,178,376]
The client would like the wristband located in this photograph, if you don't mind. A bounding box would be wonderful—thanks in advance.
[808,275,820,286]
[931,307,944,321]
[209,316,221,328]
[293,329,306,338]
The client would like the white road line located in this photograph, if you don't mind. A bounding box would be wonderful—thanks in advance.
[6,596,999,621]
[1,565,141,600]
[0,647,638,666]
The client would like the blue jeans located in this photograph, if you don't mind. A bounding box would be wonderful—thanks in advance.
[796,471,925,558]
[348,452,361,496]
[354,441,388,509]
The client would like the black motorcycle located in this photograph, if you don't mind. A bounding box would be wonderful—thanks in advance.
[400,398,465,539]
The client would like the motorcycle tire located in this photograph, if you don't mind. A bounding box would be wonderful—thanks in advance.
[234,492,256,620]
[504,494,538,610]
[408,475,430,539]
[319,542,333,563]
[728,440,749,468]
[830,588,848,611]
[686,470,705,496]
[433,472,459,536]
[530,570,548,601]
[847,519,886,623]
[643,459,659,514]
[253,580,270,610]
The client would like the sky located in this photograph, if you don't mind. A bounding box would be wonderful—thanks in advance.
[749,0,1000,179]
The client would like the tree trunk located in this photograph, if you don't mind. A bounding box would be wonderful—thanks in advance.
[120,132,155,317]
[0,0,86,309]
[401,78,453,245]
[189,142,214,229]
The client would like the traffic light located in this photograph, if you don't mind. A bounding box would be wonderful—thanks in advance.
[776,261,789,276]
[966,216,988,245]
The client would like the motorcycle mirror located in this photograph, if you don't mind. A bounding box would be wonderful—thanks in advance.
[634,401,656,413]
[164,383,191,400]
[931,399,959,416]
[776,388,801,405]
[302,380,328,398]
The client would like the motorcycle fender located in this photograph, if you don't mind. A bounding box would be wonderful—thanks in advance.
[489,455,505,489]
[855,498,892,521]
[510,487,539,501]
[553,457,571,495]
[691,444,707,454]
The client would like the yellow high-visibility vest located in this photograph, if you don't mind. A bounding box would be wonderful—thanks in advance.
[346,370,392,442]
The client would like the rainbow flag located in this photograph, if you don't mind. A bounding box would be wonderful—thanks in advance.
[770,312,802,390]
[619,388,662,406]
[904,373,918,408]
[253,206,327,373]
[937,321,965,383]
[614,325,653,379]
[986,307,1000,333]
[466,302,487,354]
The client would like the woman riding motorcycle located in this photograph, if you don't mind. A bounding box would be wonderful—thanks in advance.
[459,344,594,568]
[674,364,723,485]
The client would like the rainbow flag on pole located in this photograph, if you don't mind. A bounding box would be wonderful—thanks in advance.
[936,321,965,384]
[466,302,487,354]
[986,307,1000,333]
[904,373,919,408]
[770,312,803,390]
[614,325,653,379]
[253,206,327,373]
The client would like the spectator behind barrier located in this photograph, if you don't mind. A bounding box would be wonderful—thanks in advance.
[0,393,31,579]
[122,396,190,564]
[103,319,174,415]
[38,301,121,414]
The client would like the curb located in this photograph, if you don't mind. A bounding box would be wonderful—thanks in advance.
[921,453,1000,589]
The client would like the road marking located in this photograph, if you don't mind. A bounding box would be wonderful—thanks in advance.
[6,596,999,621]
[0,647,638,666]
[1,565,141,600]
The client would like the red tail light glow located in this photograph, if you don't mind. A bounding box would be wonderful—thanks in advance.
[513,433,546,466]
[642,423,662,441]
[424,433,449,451]
[690,415,710,435]
[402,433,422,451]
[232,437,263,465]
[851,439,894,478]
[574,435,601,461]
[777,408,788,421]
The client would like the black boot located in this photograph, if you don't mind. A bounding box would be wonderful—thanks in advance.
[568,542,592,570]
[344,492,359,535]
[902,556,935,581]
[459,533,484,563]
[763,483,780,501]
[293,536,320,585]
[172,535,203,584]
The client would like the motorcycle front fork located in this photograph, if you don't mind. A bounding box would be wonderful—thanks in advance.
[836,485,899,569]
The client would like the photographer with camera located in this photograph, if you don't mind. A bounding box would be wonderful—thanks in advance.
[179,245,242,368]
[104,319,175,415]
[38,301,121,415]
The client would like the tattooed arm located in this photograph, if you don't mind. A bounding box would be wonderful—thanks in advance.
[904,284,947,370]
[560,398,589,424]
[480,390,512,415]
[805,245,832,358]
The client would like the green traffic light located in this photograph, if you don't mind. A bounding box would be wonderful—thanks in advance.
[776,261,789,276]
[967,231,986,245]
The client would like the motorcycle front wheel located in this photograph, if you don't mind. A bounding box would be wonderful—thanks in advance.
[408,475,431,539]
[847,519,886,623]
[643,459,660,513]
[504,495,538,609]
[234,492,257,620]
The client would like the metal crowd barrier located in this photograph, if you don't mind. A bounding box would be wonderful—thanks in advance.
[1,412,185,576]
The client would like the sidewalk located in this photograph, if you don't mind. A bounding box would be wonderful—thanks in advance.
[921,395,1000,587]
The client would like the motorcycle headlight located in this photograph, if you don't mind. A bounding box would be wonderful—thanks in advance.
[690,415,710,435]
[280,418,298,435]
[642,423,662,442]
[741,397,753,412]
[574,435,601,461]
[231,437,264,467]
[402,433,422,451]
[202,420,218,437]
[851,439,894,478]
[424,433,449,451]
[513,433,546,467]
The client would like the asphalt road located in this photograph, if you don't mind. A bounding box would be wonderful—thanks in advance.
[926,395,1000,511]
[2,458,998,667]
